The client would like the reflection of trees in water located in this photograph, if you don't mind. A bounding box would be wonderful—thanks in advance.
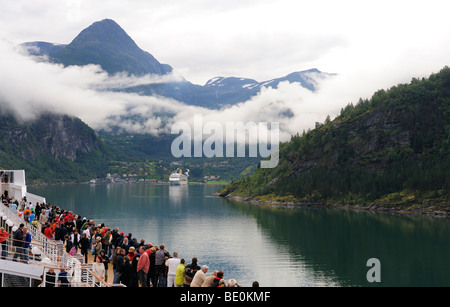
[223,199,450,286]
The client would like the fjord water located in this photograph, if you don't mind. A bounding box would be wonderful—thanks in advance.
[29,183,450,287]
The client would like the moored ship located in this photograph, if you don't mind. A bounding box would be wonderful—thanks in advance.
[169,169,188,185]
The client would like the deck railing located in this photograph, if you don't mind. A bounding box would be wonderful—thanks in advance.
[0,203,62,264]
[39,265,111,287]
[0,202,119,287]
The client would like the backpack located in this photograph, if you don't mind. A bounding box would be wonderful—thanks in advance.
[185,265,198,279]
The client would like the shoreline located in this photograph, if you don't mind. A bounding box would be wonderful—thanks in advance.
[28,180,449,217]
[221,194,450,217]
[28,181,228,187]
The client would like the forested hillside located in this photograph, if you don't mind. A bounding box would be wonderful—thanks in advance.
[220,67,450,212]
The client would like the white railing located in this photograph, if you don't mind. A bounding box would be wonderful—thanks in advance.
[0,204,62,264]
[39,265,112,287]
[26,192,46,206]
[0,261,112,287]
[0,241,112,287]
[0,203,119,287]
[0,234,46,264]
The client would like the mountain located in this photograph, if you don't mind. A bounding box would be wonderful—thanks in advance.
[21,19,332,109]
[200,68,332,106]
[51,19,173,76]
[204,68,325,92]
[0,111,111,183]
[219,67,450,212]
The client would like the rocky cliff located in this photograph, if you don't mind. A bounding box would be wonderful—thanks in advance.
[0,112,109,183]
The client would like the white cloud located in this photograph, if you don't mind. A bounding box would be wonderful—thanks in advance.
[0,0,450,142]
[0,40,187,134]
[2,0,450,85]
[0,38,332,142]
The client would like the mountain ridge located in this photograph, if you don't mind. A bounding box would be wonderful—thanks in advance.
[20,19,332,108]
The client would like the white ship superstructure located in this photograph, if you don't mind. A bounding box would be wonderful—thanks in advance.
[0,170,45,204]
[169,169,188,185]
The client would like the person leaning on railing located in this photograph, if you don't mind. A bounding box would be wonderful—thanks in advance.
[12,223,25,262]
[0,226,8,259]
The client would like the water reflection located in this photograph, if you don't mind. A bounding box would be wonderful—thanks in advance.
[222,199,450,287]
[168,185,188,206]
[28,183,450,287]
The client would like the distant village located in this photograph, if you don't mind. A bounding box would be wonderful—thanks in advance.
[90,160,227,184]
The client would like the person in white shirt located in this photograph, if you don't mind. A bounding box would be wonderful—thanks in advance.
[166,251,181,287]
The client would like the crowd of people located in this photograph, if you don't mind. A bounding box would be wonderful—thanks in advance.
[2,194,260,287]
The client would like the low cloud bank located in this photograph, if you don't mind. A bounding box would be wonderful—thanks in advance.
[0,40,445,145]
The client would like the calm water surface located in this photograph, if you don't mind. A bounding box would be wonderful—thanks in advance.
[29,183,450,287]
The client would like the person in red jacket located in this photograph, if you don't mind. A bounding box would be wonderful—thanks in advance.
[0,227,8,259]
[44,222,54,239]
[137,246,150,287]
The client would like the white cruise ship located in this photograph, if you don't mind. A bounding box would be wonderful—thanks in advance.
[169,169,188,185]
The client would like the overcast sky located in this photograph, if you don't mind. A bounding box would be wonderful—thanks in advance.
[2,0,449,84]
[1,0,450,139]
